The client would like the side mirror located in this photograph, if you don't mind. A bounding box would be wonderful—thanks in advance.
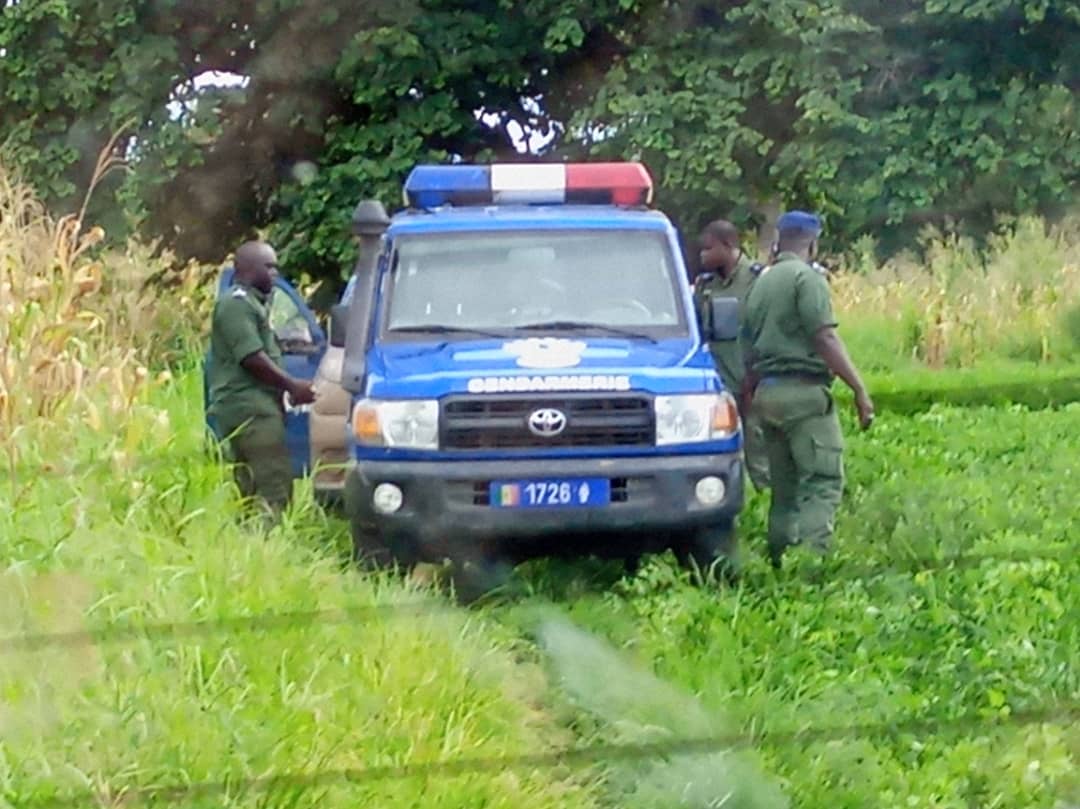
[706,296,740,341]
[329,303,348,348]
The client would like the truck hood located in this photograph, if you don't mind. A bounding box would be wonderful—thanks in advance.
[365,336,716,397]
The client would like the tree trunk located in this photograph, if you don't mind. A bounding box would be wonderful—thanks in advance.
[752,195,783,262]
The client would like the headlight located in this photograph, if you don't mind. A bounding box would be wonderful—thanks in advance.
[352,399,439,450]
[654,393,740,445]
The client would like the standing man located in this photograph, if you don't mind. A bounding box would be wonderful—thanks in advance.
[694,219,771,491]
[740,211,874,569]
[206,240,317,520]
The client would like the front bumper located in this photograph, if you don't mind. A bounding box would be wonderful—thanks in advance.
[343,452,744,559]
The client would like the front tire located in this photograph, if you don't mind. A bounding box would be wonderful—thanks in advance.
[350,520,399,570]
[446,550,515,605]
[673,521,739,585]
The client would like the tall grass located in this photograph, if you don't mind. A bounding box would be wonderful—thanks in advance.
[0,164,606,808]
[832,215,1080,370]
[0,159,210,473]
[1,373,605,809]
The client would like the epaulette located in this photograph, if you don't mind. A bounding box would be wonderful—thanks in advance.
[749,262,765,275]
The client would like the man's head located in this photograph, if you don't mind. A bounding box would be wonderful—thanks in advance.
[234,240,278,295]
[773,211,822,261]
[698,219,742,277]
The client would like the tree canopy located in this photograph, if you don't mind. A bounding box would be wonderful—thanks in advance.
[2,0,1077,284]
[571,0,1080,254]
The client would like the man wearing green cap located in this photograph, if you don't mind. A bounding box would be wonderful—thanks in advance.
[740,211,874,568]
[693,219,770,491]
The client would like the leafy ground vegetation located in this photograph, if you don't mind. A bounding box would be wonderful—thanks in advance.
[1,168,1078,808]
[515,402,1079,808]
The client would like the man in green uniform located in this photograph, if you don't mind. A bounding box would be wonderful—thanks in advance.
[206,240,317,519]
[693,219,770,491]
[740,212,874,568]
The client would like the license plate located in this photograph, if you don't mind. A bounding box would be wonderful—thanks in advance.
[489,477,611,508]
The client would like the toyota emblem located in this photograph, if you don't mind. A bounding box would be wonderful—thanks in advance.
[527,408,568,437]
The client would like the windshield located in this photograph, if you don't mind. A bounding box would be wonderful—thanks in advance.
[381,229,686,339]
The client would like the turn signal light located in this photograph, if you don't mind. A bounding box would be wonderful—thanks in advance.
[352,404,381,443]
[712,393,740,439]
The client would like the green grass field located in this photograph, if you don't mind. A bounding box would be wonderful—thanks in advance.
[1,371,609,809]
[509,400,1079,808]
[3,366,1076,809]
[2,170,1078,808]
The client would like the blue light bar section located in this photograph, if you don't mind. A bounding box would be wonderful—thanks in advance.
[404,165,491,208]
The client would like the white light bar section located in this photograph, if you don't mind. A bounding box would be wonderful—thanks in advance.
[491,163,566,204]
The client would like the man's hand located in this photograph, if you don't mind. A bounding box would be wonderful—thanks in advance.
[287,380,317,406]
[813,326,874,430]
[855,389,874,430]
[241,351,319,408]
[738,374,758,420]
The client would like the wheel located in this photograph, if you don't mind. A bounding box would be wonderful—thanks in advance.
[313,487,345,514]
[354,520,421,570]
[673,521,739,585]
[440,538,520,605]
[351,521,387,569]
[446,553,516,605]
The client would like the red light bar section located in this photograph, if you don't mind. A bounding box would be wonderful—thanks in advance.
[565,162,653,206]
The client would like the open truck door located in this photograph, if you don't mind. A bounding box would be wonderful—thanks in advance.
[308,303,352,496]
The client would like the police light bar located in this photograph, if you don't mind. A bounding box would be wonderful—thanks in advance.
[403,162,654,209]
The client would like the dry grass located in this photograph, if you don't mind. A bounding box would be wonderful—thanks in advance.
[831,215,1080,369]
[0,156,211,468]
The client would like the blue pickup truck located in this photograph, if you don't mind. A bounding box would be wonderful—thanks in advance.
[206,161,747,579]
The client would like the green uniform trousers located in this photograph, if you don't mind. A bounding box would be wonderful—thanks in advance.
[219,414,293,516]
[742,406,771,492]
[750,378,844,562]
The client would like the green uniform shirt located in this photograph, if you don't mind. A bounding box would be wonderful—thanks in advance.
[694,253,761,392]
[740,252,837,382]
[206,283,285,426]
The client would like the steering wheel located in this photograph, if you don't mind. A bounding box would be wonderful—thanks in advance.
[510,277,567,321]
[536,277,566,296]
[589,298,654,322]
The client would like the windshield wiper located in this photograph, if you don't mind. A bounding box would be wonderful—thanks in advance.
[516,320,659,343]
[388,324,507,339]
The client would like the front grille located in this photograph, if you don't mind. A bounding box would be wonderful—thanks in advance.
[441,394,654,450]
[611,477,629,503]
